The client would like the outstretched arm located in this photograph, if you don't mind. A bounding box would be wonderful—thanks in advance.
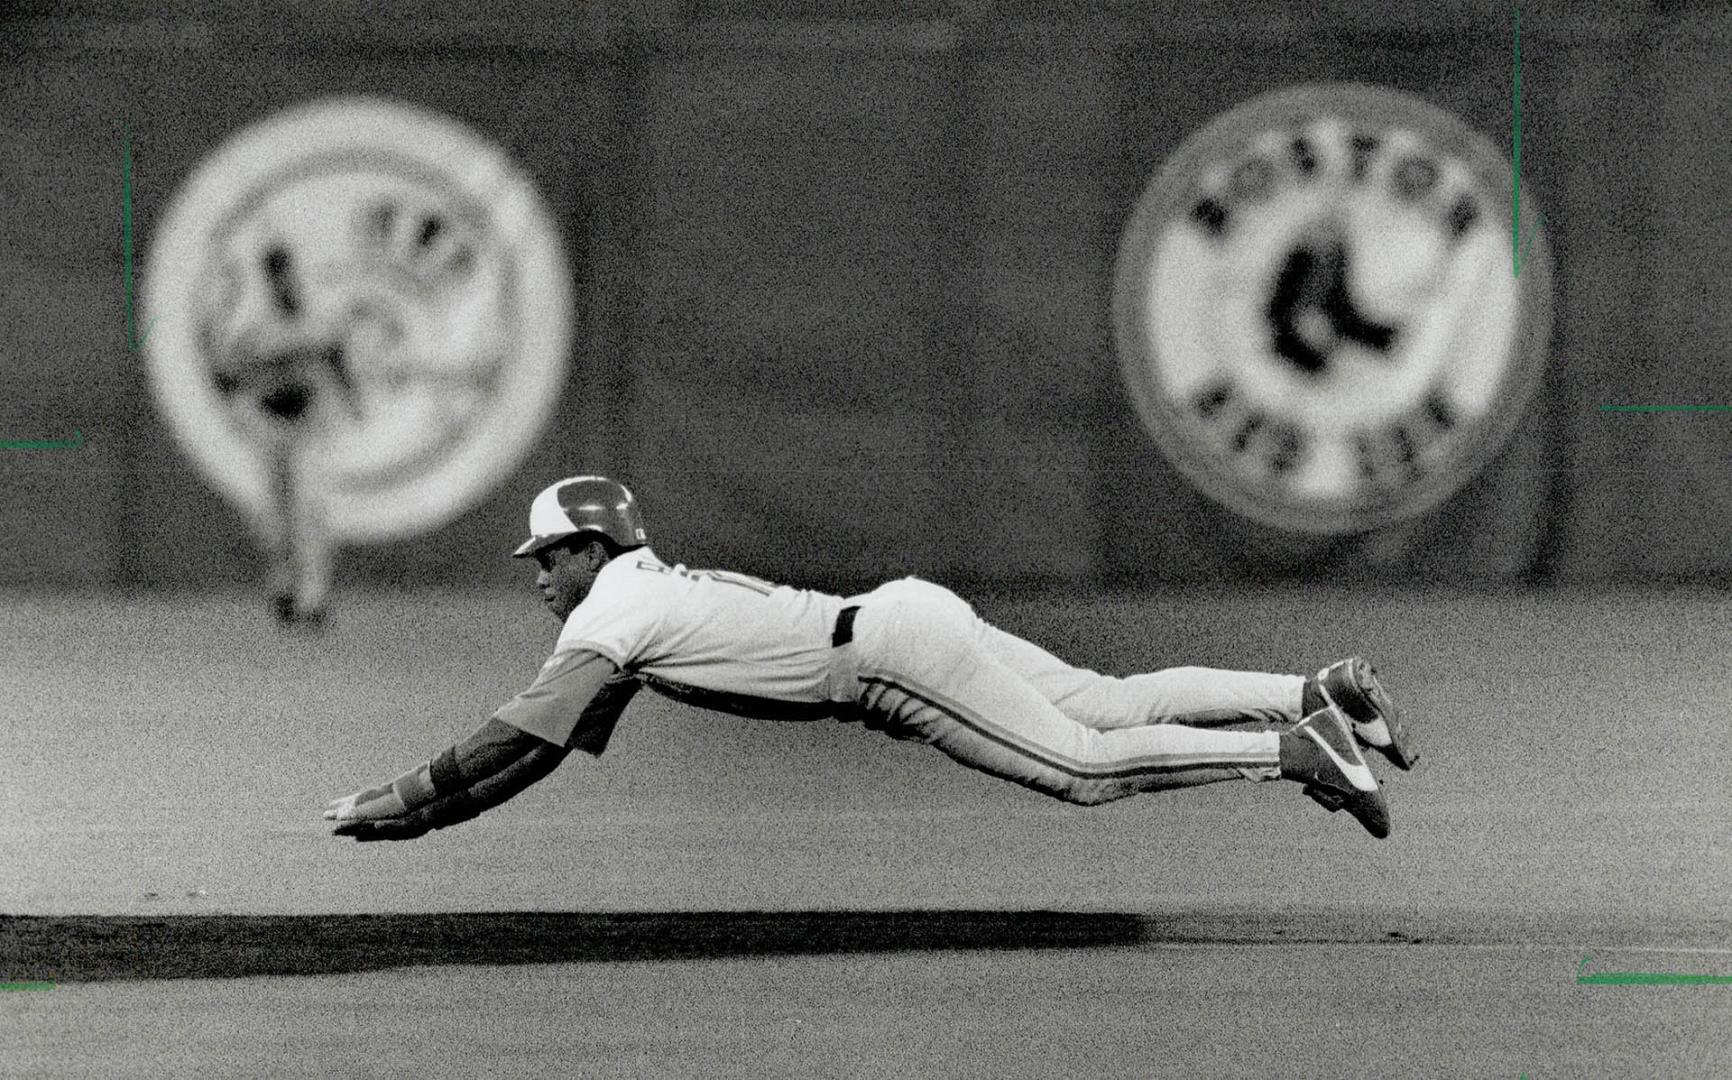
[322,717,567,841]
[324,649,639,841]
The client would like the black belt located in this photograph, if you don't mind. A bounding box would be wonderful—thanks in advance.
[832,605,860,647]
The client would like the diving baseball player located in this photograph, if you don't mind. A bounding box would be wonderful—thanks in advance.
[325,476,1417,843]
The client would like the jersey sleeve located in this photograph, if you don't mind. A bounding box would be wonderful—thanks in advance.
[553,557,671,668]
[492,647,642,755]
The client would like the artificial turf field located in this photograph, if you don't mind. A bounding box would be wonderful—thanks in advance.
[4,588,1729,1076]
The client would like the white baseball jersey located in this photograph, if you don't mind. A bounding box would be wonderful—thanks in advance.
[495,548,856,751]
[558,547,850,704]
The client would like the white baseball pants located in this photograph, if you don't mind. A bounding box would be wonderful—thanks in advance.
[847,578,1296,805]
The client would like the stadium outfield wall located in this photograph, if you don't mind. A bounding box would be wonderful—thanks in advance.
[1,1,1725,590]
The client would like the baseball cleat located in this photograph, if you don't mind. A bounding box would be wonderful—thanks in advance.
[1310,656,1417,771]
[1279,707,1391,839]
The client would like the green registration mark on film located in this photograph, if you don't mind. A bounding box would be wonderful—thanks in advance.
[0,982,55,992]
[1511,5,1521,277]
[1578,956,1732,986]
[0,431,86,450]
[1600,405,1732,413]
[124,126,159,351]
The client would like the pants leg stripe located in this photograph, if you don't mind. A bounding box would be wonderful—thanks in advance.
[859,675,1273,780]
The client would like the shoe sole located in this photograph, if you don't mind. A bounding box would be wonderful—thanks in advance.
[1294,710,1392,839]
[1325,658,1418,771]
[1302,781,1391,839]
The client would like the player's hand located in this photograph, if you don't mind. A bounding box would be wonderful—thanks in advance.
[330,813,432,842]
[324,781,409,824]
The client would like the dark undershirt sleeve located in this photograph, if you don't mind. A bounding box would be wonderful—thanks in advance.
[414,722,569,832]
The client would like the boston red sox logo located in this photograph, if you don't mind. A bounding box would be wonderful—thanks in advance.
[1113,83,1553,535]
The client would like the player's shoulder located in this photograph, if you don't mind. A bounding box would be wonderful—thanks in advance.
[560,547,676,623]
[550,548,679,659]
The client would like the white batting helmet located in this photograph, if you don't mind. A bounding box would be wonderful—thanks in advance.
[511,475,647,558]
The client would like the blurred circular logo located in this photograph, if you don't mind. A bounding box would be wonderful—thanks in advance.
[142,96,572,542]
[1113,83,1552,534]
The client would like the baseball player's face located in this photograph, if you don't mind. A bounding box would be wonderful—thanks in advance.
[533,540,602,620]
